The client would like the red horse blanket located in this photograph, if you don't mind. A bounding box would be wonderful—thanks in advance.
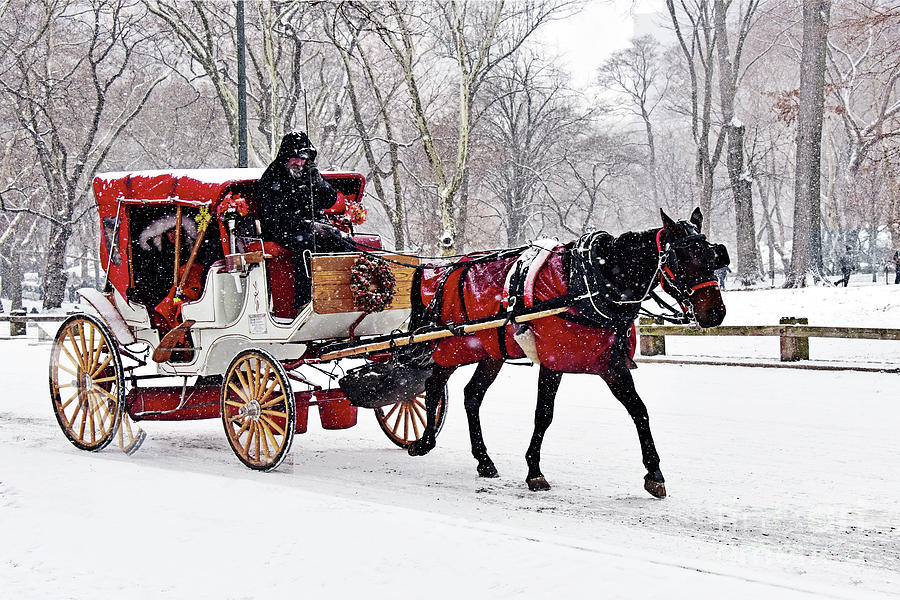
[419,249,636,373]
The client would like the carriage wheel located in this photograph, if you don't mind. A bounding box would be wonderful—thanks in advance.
[221,349,295,471]
[49,314,124,452]
[375,387,448,448]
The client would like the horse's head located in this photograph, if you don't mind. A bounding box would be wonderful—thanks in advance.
[658,207,728,327]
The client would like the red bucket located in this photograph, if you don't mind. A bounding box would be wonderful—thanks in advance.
[315,390,358,430]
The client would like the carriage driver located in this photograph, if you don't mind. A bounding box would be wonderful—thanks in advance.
[256,131,353,307]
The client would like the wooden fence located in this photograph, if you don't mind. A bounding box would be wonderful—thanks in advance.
[0,312,68,337]
[638,316,900,364]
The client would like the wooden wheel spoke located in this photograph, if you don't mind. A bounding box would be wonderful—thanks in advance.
[66,395,83,429]
[92,385,119,405]
[90,394,109,439]
[259,394,286,410]
[390,407,403,435]
[259,420,271,460]
[224,398,246,409]
[413,398,426,411]
[90,375,117,385]
[227,382,250,404]
[261,420,280,453]
[260,409,287,419]
[257,376,279,405]
[78,398,89,440]
[259,414,285,437]
[242,422,256,456]
[58,363,79,377]
[78,324,88,365]
[383,402,401,421]
[60,390,80,410]
[235,365,252,398]
[87,326,96,369]
[253,359,264,399]
[90,355,113,379]
[259,364,272,397]
[403,405,410,441]
[234,417,252,438]
[65,329,85,368]
[410,405,420,439]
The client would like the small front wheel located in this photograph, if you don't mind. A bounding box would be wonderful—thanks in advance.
[375,387,448,448]
[49,314,124,451]
[221,349,295,471]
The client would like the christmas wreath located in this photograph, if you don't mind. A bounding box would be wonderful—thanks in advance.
[349,254,396,313]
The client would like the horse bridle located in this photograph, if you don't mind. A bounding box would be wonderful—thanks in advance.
[655,227,729,318]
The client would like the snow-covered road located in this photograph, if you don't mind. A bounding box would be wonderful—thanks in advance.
[1,334,897,599]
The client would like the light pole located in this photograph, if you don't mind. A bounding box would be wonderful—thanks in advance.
[236,0,248,168]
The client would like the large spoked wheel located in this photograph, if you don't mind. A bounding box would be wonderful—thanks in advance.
[49,314,124,452]
[375,387,448,448]
[221,349,295,471]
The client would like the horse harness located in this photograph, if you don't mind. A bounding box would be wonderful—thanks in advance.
[409,224,728,361]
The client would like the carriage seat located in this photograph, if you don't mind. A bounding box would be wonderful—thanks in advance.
[225,184,382,320]
[240,239,297,319]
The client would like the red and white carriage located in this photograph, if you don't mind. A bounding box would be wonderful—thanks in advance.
[49,168,446,471]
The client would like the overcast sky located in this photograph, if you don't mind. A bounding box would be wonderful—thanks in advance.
[537,0,662,88]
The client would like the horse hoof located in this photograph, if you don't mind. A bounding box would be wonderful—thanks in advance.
[477,463,499,478]
[527,476,551,492]
[643,475,667,499]
[407,439,434,457]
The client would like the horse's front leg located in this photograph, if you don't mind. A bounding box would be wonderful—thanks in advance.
[600,365,666,498]
[408,365,455,456]
[463,358,504,478]
[525,365,563,491]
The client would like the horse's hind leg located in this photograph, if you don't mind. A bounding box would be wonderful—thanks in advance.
[408,365,456,457]
[463,358,504,478]
[600,365,667,499]
[525,366,562,491]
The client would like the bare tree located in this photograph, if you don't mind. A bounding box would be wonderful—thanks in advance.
[0,0,164,308]
[324,6,410,249]
[597,35,669,203]
[713,0,764,282]
[666,0,726,222]
[786,0,831,287]
[480,53,582,245]
[354,0,573,254]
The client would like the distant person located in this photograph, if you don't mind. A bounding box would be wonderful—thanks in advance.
[837,247,854,287]
[893,249,900,284]
[256,131,353,307]
[714,265,732,290]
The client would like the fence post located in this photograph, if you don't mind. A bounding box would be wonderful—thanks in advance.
[9,309,27,336]
[779,316,809,361]
[639,316,666,356]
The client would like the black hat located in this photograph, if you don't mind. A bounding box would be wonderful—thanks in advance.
[275,131,317,163]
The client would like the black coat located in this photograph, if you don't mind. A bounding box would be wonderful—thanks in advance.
[256,132,337,246]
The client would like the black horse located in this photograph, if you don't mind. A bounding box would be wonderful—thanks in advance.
[406,208,728,498]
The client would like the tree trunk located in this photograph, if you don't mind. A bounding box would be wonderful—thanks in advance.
[727,124,761,281]
[42,221,72,309]
[786,0,830,288]
[5,247,23,312]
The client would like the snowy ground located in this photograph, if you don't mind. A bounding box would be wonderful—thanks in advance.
[1,284,898,599]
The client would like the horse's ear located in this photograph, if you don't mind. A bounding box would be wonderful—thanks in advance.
[690,207,703,232]
[660,209,677,231]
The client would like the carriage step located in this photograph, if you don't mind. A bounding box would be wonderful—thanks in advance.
[152,320,196,363]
